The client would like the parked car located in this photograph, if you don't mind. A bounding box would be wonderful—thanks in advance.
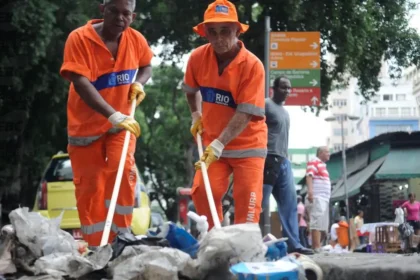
[32,152,151,239]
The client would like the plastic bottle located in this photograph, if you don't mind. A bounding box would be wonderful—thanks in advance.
[148,222,199,258]
[187,211,209,238]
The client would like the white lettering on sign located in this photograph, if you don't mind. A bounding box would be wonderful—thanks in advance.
[292,88,314,93]
[116,73,130,84]
[215,93,230,105]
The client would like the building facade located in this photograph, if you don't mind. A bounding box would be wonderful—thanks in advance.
[368,74,419,138]
[326,78,370,152]
[406,66,420,119]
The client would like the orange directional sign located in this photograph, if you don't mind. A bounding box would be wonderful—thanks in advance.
[268,31,321,106]
[269,32,321,70]
[270,32,320,52]
[269,51,320,70]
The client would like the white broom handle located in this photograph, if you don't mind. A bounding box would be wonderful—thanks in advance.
[196,134,221,229]
[101,71,139,246]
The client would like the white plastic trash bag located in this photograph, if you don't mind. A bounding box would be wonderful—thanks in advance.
[108,244,163,272]
[9,207,79,258]
[112,247,200,280]
[34,244,112,279]
[197,223,268,273]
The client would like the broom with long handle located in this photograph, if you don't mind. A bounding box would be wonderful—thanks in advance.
[100,70,138,246]
[196,133,222,229]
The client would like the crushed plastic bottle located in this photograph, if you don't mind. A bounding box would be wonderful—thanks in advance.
[147,222,199,258]
[187,211,209,239]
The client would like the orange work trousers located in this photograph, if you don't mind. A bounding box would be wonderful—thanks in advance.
[191,157,265,229]
[67,131,137,247]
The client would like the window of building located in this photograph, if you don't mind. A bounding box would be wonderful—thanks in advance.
[388,107,399,116]
[396,94,406,101]
[416,96,420,106]
[375,108,386,116]
[333,99,347,107]
[414,108,417,116]
[333,128,348,136]
[401,107,411,117]
[333,143,348,151]
[383,94,393,101]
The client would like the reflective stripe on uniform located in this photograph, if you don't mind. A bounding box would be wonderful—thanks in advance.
[237,103,265,117]
[108,127,123,134]
[81,222,131,235]
[68,128,123,146]
[221,148,267,158]
[68,135,102,146]
[182,82,199,93]
[105,200,134,215]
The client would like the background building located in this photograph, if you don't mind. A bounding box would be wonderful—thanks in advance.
[326,78,370,152]
[368,68,419,138]
[406,66,420,119]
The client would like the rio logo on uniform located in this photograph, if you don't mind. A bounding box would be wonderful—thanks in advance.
[215,93,230,105]
[215,5,229,14]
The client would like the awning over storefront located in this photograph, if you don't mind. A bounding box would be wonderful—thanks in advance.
[375,148,420,180]
[331,156,387,201]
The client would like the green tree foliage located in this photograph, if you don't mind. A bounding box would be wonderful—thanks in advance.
[135,0,420,106]
[135,65,196,221]
[0,0,98,207]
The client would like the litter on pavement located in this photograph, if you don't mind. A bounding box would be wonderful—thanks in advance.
[0,207,322,280]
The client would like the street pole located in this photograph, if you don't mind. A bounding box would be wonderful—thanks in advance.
[261,15,271,236]
[264,16,270,98]
[340,115,350,222]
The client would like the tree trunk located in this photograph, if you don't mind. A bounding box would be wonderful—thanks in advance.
[184,141,196,188]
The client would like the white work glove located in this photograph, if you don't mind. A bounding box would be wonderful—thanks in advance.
[108,111,141,138]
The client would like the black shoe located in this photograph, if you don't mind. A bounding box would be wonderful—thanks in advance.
[294,247,314,255]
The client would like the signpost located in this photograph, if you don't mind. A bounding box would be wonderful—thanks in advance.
[261,17,322,237]
[268,31,321,106]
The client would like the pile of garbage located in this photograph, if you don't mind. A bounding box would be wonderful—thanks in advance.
[0,208,323,280]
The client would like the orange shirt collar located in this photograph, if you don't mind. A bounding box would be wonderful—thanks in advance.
[83,19,105,45]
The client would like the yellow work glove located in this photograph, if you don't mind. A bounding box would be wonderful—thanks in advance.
[194,139,224,170]
[108,111,141,138]
[190,111,203,138]
[129,82,146,106]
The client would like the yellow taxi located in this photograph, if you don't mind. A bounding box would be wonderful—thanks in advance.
[32,152,151,239]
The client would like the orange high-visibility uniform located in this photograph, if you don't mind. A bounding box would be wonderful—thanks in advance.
[183,41,268,229]
[60,19,153,246]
